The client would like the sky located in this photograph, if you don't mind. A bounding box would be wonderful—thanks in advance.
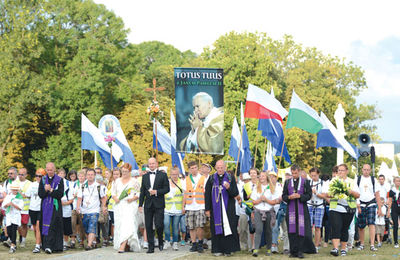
[95,0,400,142]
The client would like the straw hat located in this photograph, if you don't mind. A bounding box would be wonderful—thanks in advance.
[10,182,20,191]
[242,172,251,180]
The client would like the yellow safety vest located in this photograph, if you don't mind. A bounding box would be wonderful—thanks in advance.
[20,180,32,211]
[165,179,183,210]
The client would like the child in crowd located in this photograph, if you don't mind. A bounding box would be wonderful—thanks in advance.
[2,183,24,253]
[376,197,387,248]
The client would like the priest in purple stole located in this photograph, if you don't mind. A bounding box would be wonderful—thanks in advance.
[282,164,313,258]
[205,160,240,256]
[38,162,64,254]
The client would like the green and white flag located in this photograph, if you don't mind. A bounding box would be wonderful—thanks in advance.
[286,90,323,134]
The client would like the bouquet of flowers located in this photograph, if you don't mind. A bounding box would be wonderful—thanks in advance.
[118,187,133,201]
[147,100,165,124]
[328,178,350,200]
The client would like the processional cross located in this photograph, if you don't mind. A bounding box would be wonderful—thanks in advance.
[145,79,166,159]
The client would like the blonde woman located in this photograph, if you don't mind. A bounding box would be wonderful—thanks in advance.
[250,171,280,256]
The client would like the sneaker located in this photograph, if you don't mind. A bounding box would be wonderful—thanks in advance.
[20,240,26,248]
[357,244,364,251]
[370,245,377,251]
[63,245,68,251]
[213,253,223,256]
[252,249,258,257]
[271,246,278,254]
[45,248,52,254]
[315,247,320,253]
[341,249,347,256]
[163,242,170,250]
[143,241,148,249]
[180,240,185,246]
[3,239,11,248]
[189,242,197,252]
[265,249,271,256]
[9,246,16,254]
[172,242,179,251]
[355,241,361,247]
[330,248,339,257]
[102,240,108,247]
[70,241,76,249]
[395,243,399,248]
[197,242,204,253]
[283,249,290,255]
[377,242,382,248]
[224,253,233,257]
[33,245,41,253]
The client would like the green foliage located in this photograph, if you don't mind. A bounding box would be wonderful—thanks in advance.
[0,3,380,180]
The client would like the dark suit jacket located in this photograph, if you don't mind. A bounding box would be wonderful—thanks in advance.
[139,170,170,209]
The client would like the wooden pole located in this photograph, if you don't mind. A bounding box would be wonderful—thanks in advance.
[253,133,259,168]
[110,148,113,169]
[278,129,286,171]
[262,137,268,170]
[155,119,158,161]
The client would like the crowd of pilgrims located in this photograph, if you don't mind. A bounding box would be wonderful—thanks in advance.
[0,158,400,258]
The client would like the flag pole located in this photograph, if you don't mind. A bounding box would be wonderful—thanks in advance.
[253,133,259,168]
[81,149,83,170]
[234,124,244,177]
[262,137,268,170]
[110,148,113,170]
[278,126,287,170]
[155,119,158,161]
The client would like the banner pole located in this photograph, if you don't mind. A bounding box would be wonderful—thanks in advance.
[81,149,83,170]
[253,133,259,168]
[234,124,244,177]
[110,148,113,169]
[262,137,268,170]
[155,119,158,161]
[278,129,286,171]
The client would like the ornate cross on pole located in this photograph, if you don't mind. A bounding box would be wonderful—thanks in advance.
[145,78,165,160]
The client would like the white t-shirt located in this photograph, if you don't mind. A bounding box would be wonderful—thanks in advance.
[358,176,376,205]
[308,179,327,209]
[182,174,205,211]
[77,182,106,214]
[2,194,24,226]
[376,183,390,202]
[272,183,283,213]
[251,184,274,211]
[375,205,387,225]
[61,179,74,218]
[236,182,246,216]
[27,182,41,211]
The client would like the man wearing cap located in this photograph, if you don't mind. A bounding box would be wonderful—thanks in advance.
[4,167,18,195]
[38,162,64,254]
[237,172,253,250]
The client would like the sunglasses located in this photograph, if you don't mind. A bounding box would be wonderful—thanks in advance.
[35,175,42,177]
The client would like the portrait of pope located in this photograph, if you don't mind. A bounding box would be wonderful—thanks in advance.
[179,92,224,154]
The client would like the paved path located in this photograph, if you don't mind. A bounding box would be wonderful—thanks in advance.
[50,245,196,260]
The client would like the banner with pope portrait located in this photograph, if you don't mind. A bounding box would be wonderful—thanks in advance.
[174,68,224,155]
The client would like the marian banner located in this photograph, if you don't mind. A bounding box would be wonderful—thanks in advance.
[175,68,224,155]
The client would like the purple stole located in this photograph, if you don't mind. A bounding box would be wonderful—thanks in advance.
[211,173,229,235]
[42,174,61,236]
[287,177,305,237]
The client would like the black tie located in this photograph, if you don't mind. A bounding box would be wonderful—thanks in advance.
[150,171,156,175]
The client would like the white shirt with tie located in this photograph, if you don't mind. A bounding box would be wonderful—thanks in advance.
[149,170,157,196]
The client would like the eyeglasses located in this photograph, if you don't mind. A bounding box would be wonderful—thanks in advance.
[18,174,25,176]
[35,175,42,177]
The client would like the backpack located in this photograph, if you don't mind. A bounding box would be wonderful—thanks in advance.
[357,175,375,193]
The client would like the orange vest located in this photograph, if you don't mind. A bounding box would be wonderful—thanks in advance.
[184,175,205,205]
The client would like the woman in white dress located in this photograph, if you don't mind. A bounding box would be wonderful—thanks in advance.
[112,163,141,253]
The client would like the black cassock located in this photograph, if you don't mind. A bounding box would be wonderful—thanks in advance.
[282,178,316,256]
[205,173,240,254]
[38,175,64,252]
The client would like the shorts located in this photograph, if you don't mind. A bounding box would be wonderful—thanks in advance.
[21,214,29,225]
[109,211,114,225]
[358,205,376,228]
[29,210,40,224]
[308,206,324,228]
[82,213,99,234]
[185,210,206,230]
[376,225,385,236]
[63,217,73,236]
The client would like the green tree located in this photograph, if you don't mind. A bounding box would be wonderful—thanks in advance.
[201,32,379,171]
